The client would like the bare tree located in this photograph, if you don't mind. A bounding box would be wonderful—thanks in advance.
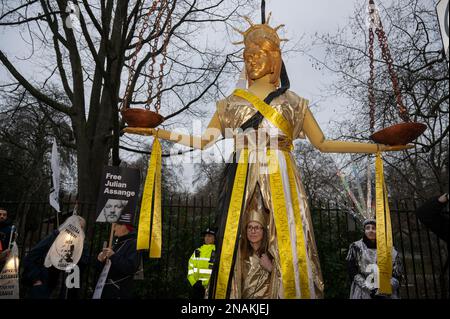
[0,0,257,212]
[309,0,449,200]
[0,87,75,202]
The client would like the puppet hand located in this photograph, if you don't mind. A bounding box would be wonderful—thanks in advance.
[378,144,414,152]
[123,127,157,136]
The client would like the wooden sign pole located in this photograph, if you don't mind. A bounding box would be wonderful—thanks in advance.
[108,223,116,248]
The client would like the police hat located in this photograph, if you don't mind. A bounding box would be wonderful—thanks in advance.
[201,227,217,236]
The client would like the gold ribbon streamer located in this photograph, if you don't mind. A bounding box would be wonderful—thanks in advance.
[149,138,162,258]
[233,89,294,140]
[267,149,296,298]
[215,149,249,299]
[375,152,393,295]
[284,151,311,298]
[137,138,162,258]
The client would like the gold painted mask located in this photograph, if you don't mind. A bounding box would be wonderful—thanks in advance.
[233,15,287,87]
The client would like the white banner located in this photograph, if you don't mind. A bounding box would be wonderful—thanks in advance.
[92,259,111,299]
[44,215,85,270]
[0,242,20,299]
[49,138,61,212]
[437,0,449,59]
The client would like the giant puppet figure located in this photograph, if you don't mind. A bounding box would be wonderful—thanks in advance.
[124,15,411,299]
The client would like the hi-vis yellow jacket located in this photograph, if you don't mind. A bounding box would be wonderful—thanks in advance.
[187,244,215,287]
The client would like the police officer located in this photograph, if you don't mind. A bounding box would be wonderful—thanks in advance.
[187,227,217,299]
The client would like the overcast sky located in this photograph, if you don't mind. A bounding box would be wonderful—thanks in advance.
[172,0,378,191]
[0,0,401,193]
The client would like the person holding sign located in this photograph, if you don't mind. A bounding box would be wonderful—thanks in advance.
[95,218,140,299]
[0,208,13,265]
[22,215,88,299]
[346,219,404,299]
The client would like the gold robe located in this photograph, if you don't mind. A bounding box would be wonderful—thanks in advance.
[241,253,273,299]
[215,90,324,299]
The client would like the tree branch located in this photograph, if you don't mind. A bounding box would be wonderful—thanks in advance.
[164,55,230,121]
[0,50,73,115]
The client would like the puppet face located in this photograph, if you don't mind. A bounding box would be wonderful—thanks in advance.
[244,44,274,81]
[243,39,282,87]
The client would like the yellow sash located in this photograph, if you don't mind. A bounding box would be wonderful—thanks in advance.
[233,89,294,140]
[215,90,312,298]
[375,152,393,295]
[137,138,162,258]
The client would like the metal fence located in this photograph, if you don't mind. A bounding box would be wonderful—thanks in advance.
[1,196,447,299]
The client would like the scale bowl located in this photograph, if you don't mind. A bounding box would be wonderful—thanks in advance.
[370,122,426,146]
[121,108,164,128]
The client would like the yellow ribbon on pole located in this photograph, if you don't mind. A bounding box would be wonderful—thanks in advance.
[375,152,393,295]
[215,149,249,299]
[137,138,162,258]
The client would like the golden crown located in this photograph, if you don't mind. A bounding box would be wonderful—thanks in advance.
[232,13,288,47]
[245,209,268,228]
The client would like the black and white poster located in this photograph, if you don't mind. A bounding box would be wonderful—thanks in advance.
[95,166,141,224]
[44,215,85,270]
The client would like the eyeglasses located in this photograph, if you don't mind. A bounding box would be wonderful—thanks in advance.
[247,225,264,232]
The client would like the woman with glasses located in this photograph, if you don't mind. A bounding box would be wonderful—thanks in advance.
[231,200,275,299]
